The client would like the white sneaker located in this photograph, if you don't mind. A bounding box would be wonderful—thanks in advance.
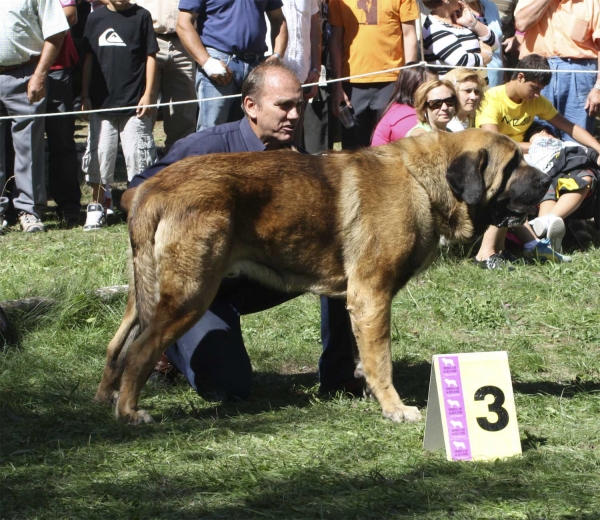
[83,203,106,231]
[530,215,565,252]
[19,211,45,233]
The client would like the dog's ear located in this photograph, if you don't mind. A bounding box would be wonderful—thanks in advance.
[446,149,487,205]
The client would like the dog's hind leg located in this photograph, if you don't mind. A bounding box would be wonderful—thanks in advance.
[116,219,231,424]
[94,290,139,406]
[346,281,421,423]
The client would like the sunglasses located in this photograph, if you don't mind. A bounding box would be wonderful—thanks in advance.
[426,96,457,110]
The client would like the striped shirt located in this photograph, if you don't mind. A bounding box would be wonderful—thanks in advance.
[0,0,69,66]
[422,15,498,76]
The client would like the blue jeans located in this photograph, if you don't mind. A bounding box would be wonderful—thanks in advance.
[195,48,261,131]
[165,276,357,399]
[541,57,597,141]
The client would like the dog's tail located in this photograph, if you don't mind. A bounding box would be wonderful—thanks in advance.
[128,189,164,329]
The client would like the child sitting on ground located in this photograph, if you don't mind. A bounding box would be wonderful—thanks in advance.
[525,122,600,252]
[80,0,158,230]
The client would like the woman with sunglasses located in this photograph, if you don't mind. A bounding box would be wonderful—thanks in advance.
[444,68,487,132]
[406,79,458,136]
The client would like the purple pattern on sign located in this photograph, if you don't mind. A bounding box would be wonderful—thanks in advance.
[438,356,472,460]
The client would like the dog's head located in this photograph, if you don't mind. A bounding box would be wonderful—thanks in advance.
[443,130,551,235]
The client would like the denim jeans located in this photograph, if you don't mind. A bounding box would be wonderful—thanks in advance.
[195,47,261,131]
[541,57,597,141]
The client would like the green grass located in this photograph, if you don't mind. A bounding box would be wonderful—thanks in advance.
[1,220,600,519]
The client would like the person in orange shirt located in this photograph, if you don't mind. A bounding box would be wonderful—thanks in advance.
[329,0,419,149]
[514,0,600,138]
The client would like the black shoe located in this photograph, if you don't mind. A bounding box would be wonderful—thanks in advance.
[472,254,514,271]
[319,377,365,398]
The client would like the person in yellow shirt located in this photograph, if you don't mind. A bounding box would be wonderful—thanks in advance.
[473,54,600,269]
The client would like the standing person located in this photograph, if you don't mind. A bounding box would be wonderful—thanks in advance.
[329,0,419,149]
[514,0,600,139]
[421,0,499,77]
[176,0,288,132]
[463,0,504,87]
[122,61,361,401]
[46,0,82,227]
[0,0,68,232]
[281,0,322,146]
[80,0,159,231]
[135,0,196,153]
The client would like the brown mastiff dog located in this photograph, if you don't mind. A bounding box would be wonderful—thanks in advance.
[95,129,550,424]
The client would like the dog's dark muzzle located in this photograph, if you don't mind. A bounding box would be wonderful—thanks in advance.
[490,169,552,228]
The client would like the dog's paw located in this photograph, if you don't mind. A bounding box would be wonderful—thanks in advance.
[127,409,155,425]
[383,405,422,423]
[93,389,119,407]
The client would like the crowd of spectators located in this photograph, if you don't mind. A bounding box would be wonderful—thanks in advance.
[1,0,599,258]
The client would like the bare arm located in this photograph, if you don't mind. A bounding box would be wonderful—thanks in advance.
[303,11,322,99]
[266,8,288,58]
[176,10,232,85]
[28,31,66,104]
[63,5,77,27]
[137,53,157,118]
[514,0,553,33]
[80,52,93,116]
[548,113,600,157]
[329,25,350,116]
[584,55,600,117]
[402,20,418,63]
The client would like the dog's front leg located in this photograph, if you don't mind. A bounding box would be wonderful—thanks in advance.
[346,283,421,423]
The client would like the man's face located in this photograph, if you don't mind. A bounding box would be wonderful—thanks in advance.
[107,0,131,11]
[245,71,303,149]
[517,76,545,101]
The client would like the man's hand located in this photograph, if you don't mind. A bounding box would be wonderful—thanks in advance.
[137,93,153,118]
[303,68,320,100]
[81,96,92,121]
[331,82,351,118]
[27,72,47,104]
[584,87,600,117]
[202,57,233,86]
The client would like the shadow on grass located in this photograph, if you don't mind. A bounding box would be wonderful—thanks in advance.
[3,449,598,519]
[513,379,600,398]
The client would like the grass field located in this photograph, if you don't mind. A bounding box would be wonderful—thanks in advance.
[1,212,600,519]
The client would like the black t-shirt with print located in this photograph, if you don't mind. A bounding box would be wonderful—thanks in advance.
[83,5,158,116]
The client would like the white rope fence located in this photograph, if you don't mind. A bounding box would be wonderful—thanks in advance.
[0,61,597,121]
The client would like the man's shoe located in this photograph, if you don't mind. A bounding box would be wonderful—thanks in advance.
[18,212,45,233]
[523,238,572,263]
[83,203,106,231]
[472,254,514,271]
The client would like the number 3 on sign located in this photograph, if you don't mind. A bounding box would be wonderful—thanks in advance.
[423,352,522,461]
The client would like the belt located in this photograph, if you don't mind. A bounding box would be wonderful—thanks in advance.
[233,52,261,62]
[156,32,179,41]
[0,56,39,74]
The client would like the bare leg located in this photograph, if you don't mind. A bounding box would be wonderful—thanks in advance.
[539,184,590,219]
[476,226,508,261]
[90,182,105,205]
